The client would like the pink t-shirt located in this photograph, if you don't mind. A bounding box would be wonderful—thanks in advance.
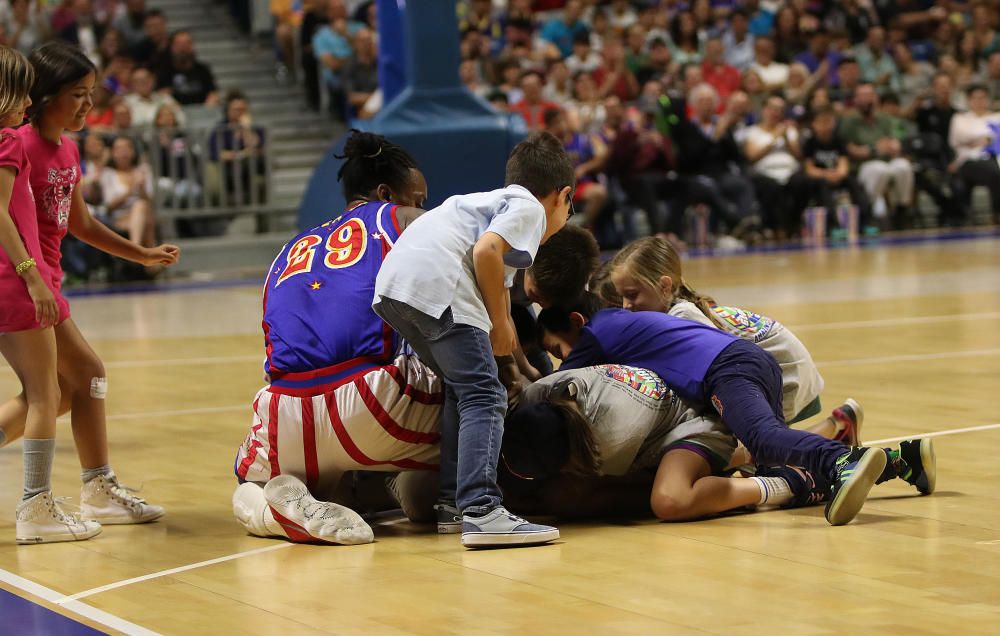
[0,128,69,331]
[17,125,81,285]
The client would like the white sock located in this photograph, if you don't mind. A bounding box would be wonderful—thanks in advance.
[81,464,113,484]
[23,438,55,501]
[750,476,793,506]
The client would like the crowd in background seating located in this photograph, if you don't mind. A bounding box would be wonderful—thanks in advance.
[5,0,281,278]
[274,0,1000,247]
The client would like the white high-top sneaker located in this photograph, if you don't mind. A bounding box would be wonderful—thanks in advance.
[16,491,102,544]
[264,474,374,545]
[80,473,165,524]
[232,482,284,538]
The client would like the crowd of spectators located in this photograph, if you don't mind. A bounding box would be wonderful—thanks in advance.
[277,0,1000,247]
[5,0,279,277]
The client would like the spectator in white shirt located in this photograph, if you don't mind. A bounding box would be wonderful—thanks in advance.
[124,66,185,128]
[949,84,1000,223]
[565,30,602,76]
[750,36,789,90]
[743,95,802,231]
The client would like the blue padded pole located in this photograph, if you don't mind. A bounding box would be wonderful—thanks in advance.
[404,0,461,91]
[377,0,406,104]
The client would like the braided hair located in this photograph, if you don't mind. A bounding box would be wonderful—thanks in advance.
[335,130,418,202]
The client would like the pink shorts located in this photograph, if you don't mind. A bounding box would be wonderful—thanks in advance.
[0,268,70,333]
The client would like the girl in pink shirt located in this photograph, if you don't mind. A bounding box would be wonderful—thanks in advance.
[4,41,179,527]
[0,45,100,544]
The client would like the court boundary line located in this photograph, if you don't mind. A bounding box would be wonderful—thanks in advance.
[54,543,293,604]
[816,348,1000,368]
[788,311,1000,332]
[867,422,1000,445]
[0,568,159,635]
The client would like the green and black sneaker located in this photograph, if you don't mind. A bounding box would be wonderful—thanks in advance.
[896,439,936,495]
[824,447,887,526]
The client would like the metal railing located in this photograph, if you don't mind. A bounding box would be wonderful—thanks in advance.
[133,122,275,220]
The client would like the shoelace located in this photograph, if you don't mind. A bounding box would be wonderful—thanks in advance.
[105,479,149,509]
[503,511,527,524]
[50,496,88,525]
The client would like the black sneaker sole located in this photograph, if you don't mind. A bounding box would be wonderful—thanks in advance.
[917,438,937,495]
[825,449,887,526]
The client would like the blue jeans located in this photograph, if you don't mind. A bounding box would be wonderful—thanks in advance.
[704,339,849,481]
[374,298,505,515]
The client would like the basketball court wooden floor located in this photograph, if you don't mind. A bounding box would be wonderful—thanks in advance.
[1,236,999,635]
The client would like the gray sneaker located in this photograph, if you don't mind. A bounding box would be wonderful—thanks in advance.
[461,506,560,548]
[434,502,462,534]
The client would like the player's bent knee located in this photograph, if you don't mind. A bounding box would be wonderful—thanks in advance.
[650,492,695,521]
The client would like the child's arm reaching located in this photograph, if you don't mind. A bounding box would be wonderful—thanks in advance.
[67,184,180,267]
[473,231,517,357]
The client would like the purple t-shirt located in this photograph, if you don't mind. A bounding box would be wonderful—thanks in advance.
[560,309,736,405]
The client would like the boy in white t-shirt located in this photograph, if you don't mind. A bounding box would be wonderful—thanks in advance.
[373,132,574,548]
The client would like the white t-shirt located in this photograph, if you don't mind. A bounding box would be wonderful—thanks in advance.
[948,110,1000,166]
[744,125,800,184]
[669,300,824,421]
[374,185,546,333]
[98,165,153,222]
[124,93,186,129]
[751,61,790,89]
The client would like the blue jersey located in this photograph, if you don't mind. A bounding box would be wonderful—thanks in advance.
[263,201,403,395]
[560,308,736,405]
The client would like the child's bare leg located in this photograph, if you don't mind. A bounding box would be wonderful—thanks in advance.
[0,329,59,444]
[54,319,108,470]
[651,449,760,521]
[0,372,72,447]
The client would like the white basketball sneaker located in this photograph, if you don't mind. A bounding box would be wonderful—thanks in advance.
[80,473,165,524]
[264,474,374,545]
[232,482,284,538]
[16,491,102,545]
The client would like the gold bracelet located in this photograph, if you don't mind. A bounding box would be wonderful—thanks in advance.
[14,257,36,276]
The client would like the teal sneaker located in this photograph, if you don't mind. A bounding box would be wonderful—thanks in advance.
[824,447,887,526]
[897,439,936,495]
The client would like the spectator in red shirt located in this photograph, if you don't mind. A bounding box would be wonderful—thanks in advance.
[701,37,741,101]
[511,70,560,129]
[592,38,639,102]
